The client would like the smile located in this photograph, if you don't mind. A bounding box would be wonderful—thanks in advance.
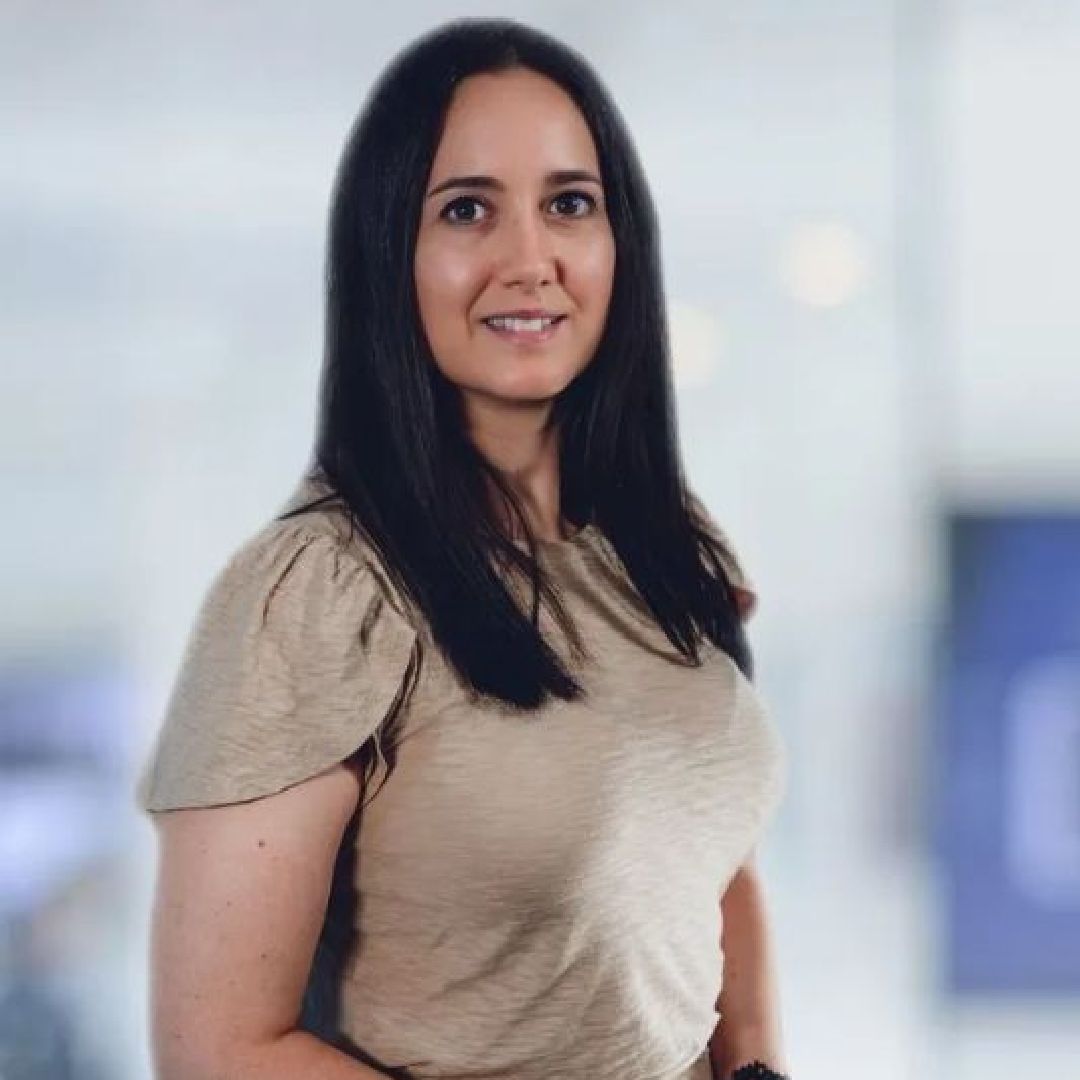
[481,314,567,346]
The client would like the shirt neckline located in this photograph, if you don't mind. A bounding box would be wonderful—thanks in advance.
[288,472,599,554]
[511,521,599,554]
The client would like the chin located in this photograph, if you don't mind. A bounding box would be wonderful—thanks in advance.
[464,356,576,392]
[500,367,580,398]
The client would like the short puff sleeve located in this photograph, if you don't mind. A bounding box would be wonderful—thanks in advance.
[686,491,759,622]
[134,519,420,813]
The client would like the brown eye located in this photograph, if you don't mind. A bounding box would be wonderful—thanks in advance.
[440,196,489,224]
[550,190,597,217]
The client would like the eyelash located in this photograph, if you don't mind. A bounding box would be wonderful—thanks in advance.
[439,190,599,225]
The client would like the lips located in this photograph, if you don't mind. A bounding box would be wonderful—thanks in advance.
[480,309,566,321]
[481,314,567,347]
[482,314,565,328]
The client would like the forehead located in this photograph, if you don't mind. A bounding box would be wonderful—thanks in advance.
[430,68,600,176]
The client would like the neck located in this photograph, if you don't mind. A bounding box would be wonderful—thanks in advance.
[464,397,565,540]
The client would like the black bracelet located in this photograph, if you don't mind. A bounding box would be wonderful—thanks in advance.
[729,1061,789,1080]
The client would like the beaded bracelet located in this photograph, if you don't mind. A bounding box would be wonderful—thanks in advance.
[729,1061,790,1080]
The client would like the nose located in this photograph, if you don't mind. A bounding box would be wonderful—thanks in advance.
[496,208,558,290]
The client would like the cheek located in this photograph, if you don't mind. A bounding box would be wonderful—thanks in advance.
[573,234,616,311]
[415,240,479,325]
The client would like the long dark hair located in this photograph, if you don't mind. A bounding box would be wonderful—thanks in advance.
[283,16,753,711]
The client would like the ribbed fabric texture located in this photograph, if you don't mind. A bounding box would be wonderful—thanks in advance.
[136,473,787,1080]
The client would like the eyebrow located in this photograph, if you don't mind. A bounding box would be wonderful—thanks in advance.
[426,169,603,200]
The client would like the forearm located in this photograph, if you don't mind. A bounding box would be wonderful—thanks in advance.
[171,1029,394,1080]
[708,857,789,1079]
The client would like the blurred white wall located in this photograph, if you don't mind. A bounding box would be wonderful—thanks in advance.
[2,2,1077,1077]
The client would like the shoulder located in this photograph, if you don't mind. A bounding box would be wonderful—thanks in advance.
[685,489,759,621]
[134,499,421,814]
[212,485,418,627]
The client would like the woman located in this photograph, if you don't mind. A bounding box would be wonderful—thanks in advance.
[136,17,790,1080]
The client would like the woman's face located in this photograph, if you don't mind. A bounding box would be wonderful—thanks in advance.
[414,67,616,416]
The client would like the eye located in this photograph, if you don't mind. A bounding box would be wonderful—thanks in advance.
[550,190,598,217]
[440,196,489,225]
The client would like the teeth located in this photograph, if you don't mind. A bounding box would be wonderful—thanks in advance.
[486,315,559,332]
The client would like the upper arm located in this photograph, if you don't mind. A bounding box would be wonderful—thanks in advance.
[134,512,420,1075]
[721,847,760,904]
[147,761,360,1077]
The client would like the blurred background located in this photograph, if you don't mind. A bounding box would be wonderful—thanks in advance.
[2,1,1078,1076]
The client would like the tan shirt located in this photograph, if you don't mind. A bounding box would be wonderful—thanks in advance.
[135,473,787,1080]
